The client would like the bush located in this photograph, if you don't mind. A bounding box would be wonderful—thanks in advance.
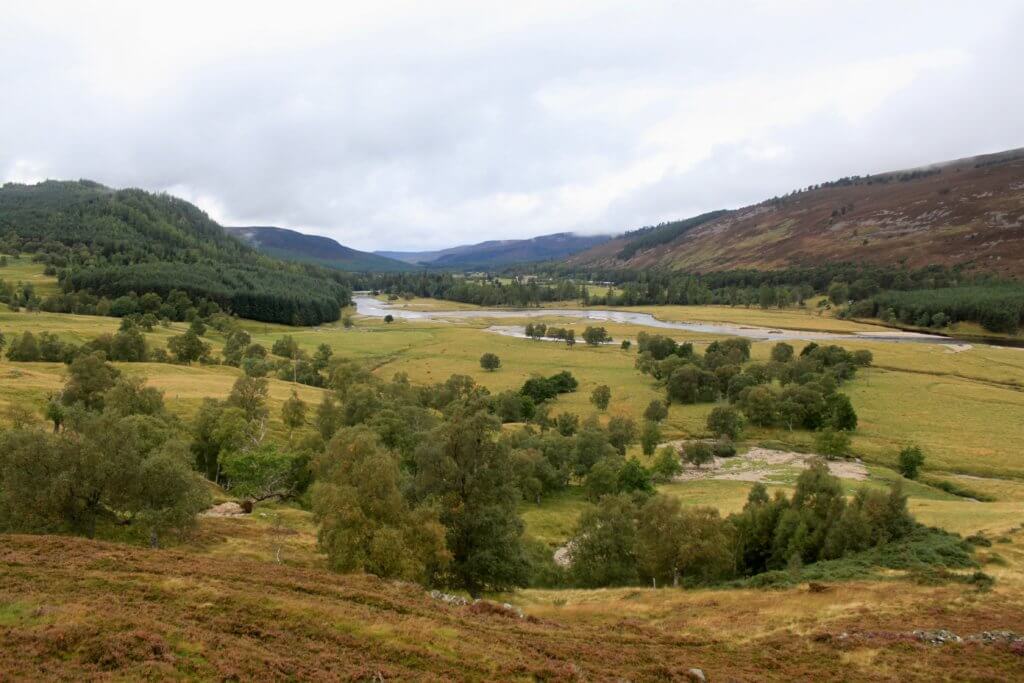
[479,352,501,372]
[712,440,737,458]
[643,399,668,422]
[650,446,681,482]
[590,385,611,410]
[898,445,925,479]
[684,442,714,467]
[706,406,744,440]
[582,326,611,345]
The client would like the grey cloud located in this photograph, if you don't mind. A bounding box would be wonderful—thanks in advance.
[2,1,1022,251]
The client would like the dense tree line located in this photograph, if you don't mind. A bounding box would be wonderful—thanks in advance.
[858,285,1024,334]
[0,181,351,325]
[615,210,731,260]
[65,262,349,326]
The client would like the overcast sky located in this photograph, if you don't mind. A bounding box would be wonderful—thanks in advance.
[3,1,1022,251]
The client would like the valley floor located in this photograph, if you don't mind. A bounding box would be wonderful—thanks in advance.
[4,271,1024,680]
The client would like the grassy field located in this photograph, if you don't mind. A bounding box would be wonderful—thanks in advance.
[0,255,61,297]
[3,289,1022,480]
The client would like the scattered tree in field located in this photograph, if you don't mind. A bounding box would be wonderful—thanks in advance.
[585,456,623,501]
[555,411,579,436]
[617,458,653,496]
[188,318,207,337]
[706,405,744,440]
[61,352,120,411]
[666,365,719,404]
[520,370,578,403]
[828,281,850,305]
[271,335,300,358]
[480,352,501,372]
[6,331,40,361]
[771,342,794,363]
[814,428,850,459]
[168,329,209,364]
[315,394,344,442]
[650,445,682,482]
[569,494,639,587]
[104,376,166,417]
[591,384,611,410]
[413,406,528,597]
[621,339,631,350]
[341,314,354,329]
[607,415,637,455]
[281,391,307,434]
[44,398,65,433]
[637,496,734,587]
[384,314,394,324]
[582,326,611,346]
[643,399,668,422]
[227,376,270,422]
[898,445,925,479]
[313,427,449,582]
[826,393,858,431]
[641,420,660,456]
[312,344,333,371]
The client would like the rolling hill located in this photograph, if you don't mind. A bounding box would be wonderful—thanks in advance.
[226,226,413,272]
[568,148,1024,277]
[377,232,612,268]
[0,180,351,325]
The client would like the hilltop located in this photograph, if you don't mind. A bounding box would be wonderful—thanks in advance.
[226,226,414,272]
[568,148,1024,277]
[378,232,612,268]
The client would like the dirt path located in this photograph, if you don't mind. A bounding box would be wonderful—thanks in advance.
[669,445,868,483]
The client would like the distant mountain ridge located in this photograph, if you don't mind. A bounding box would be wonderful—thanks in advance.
[226,226,413,272]
[567,147,1024,277]
[377,232,612,268]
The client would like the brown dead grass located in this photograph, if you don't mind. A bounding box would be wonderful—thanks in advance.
[3,533,1024,681]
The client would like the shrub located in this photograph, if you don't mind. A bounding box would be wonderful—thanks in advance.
[706,406,744,440]
[712,440,737,458]
[898,445,925,479]
[814,429,850,459]
[684,442,714,468]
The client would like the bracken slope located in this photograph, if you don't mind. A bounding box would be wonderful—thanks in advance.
[569,149,1024,277]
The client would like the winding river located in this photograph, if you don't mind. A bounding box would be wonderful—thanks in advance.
[353,296,969,347]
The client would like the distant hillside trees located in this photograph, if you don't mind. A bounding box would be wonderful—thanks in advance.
[867,285,1024,334]
[616,210,731,260]
[0,181,351,325]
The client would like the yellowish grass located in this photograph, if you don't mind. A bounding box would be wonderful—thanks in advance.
[0,255,61,296]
